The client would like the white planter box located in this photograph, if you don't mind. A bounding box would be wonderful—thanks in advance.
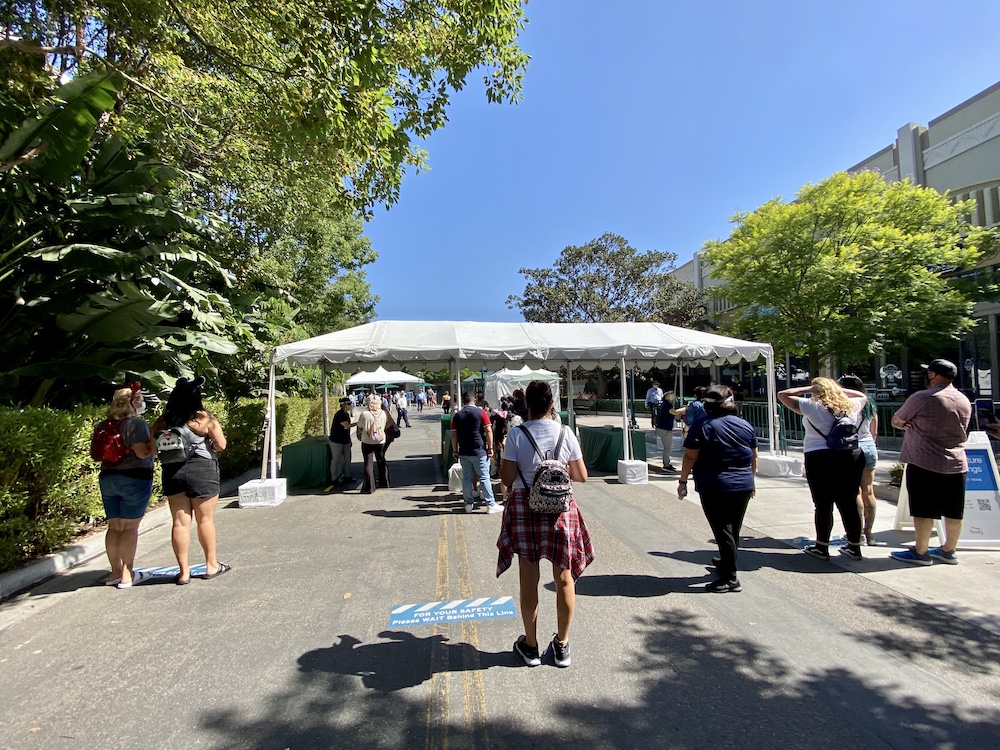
[238,478,287,508]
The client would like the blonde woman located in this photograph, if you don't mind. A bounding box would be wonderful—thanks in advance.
[98,383,155,588]
[778,377,867,561]
[357,393,389,493]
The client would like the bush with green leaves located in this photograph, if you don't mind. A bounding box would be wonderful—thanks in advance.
[0,407,102,571]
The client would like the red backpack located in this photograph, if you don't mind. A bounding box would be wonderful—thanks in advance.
[90,419,131,463]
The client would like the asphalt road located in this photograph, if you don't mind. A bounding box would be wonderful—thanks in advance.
[1,409,998,749]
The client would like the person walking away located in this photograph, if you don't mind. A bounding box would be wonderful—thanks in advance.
[153,376,230,585]
[396,391,411,427]
[778,377,866,562]
[329,397,357,487]
[890,359,971,566]
[356,394,389,493]
[839,374,879,544]
[451,392,502,513]
[416,389,425,412]
[645,380,664,429]
[441,391,452,413]
[654,391,678,473]
[498,380,592,668]
[95,382,155,588]
[677,386,758,592]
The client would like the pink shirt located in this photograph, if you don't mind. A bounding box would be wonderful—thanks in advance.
[894,384,971,474]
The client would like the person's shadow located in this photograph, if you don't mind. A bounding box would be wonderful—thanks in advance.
[297,631,513,692]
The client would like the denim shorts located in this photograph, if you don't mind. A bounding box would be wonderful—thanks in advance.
[858,440,878,469]
[162,456,220,499]
[100,473,153,519]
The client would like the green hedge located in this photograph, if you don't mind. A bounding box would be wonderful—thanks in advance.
[0,397,325,574]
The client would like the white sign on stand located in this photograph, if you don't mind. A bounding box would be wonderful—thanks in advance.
[893,431,1000,546]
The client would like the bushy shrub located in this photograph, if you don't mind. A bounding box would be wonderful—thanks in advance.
[0,407,103,571]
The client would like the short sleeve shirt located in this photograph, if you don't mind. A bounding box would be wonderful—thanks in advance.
[894,384,971,474]
[799,396,865,453]
[503,420,583,489]
[102,416,154,473]
[451,405,491,457]
[684,415,758,494]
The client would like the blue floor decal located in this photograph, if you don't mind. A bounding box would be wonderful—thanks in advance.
[138,564,207,580]
[388,597,517,627]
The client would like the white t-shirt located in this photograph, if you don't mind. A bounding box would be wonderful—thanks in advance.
[503,419,582,489]
[799,396,866,453]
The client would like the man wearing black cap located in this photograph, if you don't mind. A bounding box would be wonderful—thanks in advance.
[329,398,357,487]
[889,359,971,565]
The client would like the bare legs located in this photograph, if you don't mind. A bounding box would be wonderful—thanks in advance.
[168,493,221,581]
[517,557,576,648]
[105,517,143,585]
[913,516,964,554]
[856,466,876,537]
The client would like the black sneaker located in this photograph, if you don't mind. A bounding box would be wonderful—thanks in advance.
[662,465,679,474]
[803,545,830,561]
[838,545,863,561]
[706,577,742,593]
[514,635,541,667]
[550,634,571,667]
[711,557,721,568]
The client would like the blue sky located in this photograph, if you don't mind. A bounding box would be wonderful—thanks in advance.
[362,1,1000,323]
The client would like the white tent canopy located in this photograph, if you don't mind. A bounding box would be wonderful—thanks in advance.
[345,366,420,387]
[264,321,779,480]
[485,366,560,409]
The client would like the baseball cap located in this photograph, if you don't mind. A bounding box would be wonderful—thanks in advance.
[921,359,958,378]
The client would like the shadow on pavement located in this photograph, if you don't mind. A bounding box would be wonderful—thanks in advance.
[853,593,1000,676]
[297,631,514,692]
[197,609,1000,750]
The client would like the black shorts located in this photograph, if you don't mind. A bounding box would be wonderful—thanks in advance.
[162,456,221,499]
[906,463,966,520]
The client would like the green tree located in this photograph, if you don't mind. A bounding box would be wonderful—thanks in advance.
[506,232,706,325]
[703,171,990,375]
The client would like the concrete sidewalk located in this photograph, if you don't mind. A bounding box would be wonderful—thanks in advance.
[589,413,1000,637]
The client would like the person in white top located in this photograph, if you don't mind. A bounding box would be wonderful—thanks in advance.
[645,381,664,428]
[778,377,867,562]
[395,391,410,427]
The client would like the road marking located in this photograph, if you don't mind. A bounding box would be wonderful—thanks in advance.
[453,518,490,749]
[426,515,450,750]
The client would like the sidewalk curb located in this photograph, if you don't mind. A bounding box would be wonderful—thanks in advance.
[0,469,260,602]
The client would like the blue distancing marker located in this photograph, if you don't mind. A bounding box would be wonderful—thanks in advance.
[388,597,517,627]
[138,564,207,580]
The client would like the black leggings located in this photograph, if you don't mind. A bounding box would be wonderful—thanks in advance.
[700,490,753,580]
[361,443,389,493]
[804,449,865,545]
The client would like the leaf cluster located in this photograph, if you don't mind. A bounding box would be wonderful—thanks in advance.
[507,232,706,326]
[704,171,987,368]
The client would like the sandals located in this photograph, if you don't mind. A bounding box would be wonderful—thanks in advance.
[203,562,232,580]
[174,574,191,586]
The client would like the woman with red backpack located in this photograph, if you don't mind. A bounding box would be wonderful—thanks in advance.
[94,382,155,589]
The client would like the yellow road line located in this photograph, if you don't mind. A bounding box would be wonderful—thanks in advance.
[453,518,489,749]
[426,515,450,750]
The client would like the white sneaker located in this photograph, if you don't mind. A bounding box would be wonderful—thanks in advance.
[464,503,474,513]
[487,503,505,515]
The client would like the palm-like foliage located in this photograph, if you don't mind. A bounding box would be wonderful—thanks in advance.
[0,69,246,406]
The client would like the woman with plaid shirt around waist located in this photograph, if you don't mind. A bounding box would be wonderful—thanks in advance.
[498,380,592,668]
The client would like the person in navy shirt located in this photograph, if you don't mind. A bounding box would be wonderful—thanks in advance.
[678,385,758,593]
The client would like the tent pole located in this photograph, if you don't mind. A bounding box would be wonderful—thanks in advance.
[321,364,329,437]
[267,358,277,480]
[765,349,779,454]
[620,356,630,461]
[566,361,574,432]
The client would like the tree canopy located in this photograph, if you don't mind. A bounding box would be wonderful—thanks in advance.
[703,171,990,375]
[506,233,707,326]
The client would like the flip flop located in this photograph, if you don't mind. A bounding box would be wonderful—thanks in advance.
[174,574,191,586]
[203,562,231,580]
[116,570,153,589]
[105,576,122,587]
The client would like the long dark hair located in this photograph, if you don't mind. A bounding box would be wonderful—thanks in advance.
[163,376,206,427]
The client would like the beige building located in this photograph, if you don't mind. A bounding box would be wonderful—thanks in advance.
[676,80,1000,397]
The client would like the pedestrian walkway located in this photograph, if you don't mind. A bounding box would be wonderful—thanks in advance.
[592,413,1000,637]
[1,409,998,749]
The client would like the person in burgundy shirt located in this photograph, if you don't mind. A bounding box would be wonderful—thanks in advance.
[890,359,972,566]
